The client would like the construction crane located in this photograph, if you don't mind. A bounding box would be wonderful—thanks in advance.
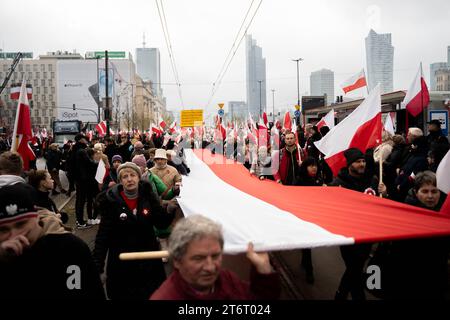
[0,52,23,96]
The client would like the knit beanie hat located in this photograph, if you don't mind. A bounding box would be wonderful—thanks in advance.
[112,155,123,163]
[117,162,142,179]
[0,183,38,226]
[344,148,365,167]
[132,155,147,168]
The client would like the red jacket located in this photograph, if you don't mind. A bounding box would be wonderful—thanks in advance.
[150,268,280,300]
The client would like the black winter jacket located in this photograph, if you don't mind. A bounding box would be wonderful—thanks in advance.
[93,181,173,299]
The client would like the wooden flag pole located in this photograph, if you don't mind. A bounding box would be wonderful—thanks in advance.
[379,147,383,198]
[119,250,169,261]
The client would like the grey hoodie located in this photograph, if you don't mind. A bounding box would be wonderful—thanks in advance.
[0,175,26,187]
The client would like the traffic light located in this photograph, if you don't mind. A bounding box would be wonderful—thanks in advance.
[73,103,76,110]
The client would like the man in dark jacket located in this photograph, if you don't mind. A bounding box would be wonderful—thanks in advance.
[117,135,132,162]
[395,135,429,201]
[46,143,66,195]
[0,183,105,299]
[104,137,118,165]
[72,134,98,228]
[330,148,386,300]
[93,162,174,300]
[426,119,449,152]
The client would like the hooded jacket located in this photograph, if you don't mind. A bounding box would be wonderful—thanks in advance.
[0,174,26,187]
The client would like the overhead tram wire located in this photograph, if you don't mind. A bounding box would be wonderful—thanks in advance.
[160,0,184,107]
[156,0,184,108]
[155,0,184,108]
[207,0,256,103]
[205,0,263,108]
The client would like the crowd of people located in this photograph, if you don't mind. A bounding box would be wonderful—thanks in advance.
[0,117,449,300]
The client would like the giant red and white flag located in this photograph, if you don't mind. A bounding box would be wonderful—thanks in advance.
[341,69,367,94]
[314,84,382,176]
[402,63,430,117]
[175,149,450,253]
[11,80,36,170]
[316,109,335,130]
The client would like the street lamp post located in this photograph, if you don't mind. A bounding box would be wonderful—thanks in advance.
[96,56,100,123]
[271,89,275,123]
[292,58,303,127]
[258,80,262,117]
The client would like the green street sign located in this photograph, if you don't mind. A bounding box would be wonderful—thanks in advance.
[0,52,33,59]
[86,51,126,59]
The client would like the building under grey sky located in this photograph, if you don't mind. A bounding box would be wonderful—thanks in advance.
[365,29,394,94]
[430,62,449,91]
[136,47,161,97]
[246,34,266,118]
[310,68,334,105]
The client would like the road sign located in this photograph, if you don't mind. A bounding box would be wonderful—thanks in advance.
[294,110,301,117]
[218,103,224,109]
[180,109,204,127]
[218,109,225,117]
[86,51,126,59]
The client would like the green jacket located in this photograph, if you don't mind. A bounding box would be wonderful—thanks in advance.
[142,171,175,200]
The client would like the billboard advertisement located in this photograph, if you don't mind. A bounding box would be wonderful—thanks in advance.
[57,59,134,124]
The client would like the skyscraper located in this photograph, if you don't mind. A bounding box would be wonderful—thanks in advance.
[246,35,266,118]
[136,47,161,97]
[365,29,394,93]
[430,62,449,91]
[310,69,334,105]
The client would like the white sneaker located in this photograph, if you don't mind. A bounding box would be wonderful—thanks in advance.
[87,219,95,225]
[94,218,101,225]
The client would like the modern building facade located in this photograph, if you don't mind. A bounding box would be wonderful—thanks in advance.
[430,62,449,91]
[0,54,58,129]
[136,48,161,98]
[246,35,266,118]
[0,50,165,132]
[365,29,394,94]
[436,69,450,91]
[310,69,334,105]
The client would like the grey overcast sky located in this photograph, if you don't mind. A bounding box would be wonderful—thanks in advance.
[1,0,449,117]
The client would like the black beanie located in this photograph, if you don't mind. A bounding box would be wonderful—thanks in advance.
[344,148,365,167]
[0,183,37,225]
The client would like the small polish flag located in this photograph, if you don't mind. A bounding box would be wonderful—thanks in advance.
[316,109,335,130]
[341,69,367,94]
